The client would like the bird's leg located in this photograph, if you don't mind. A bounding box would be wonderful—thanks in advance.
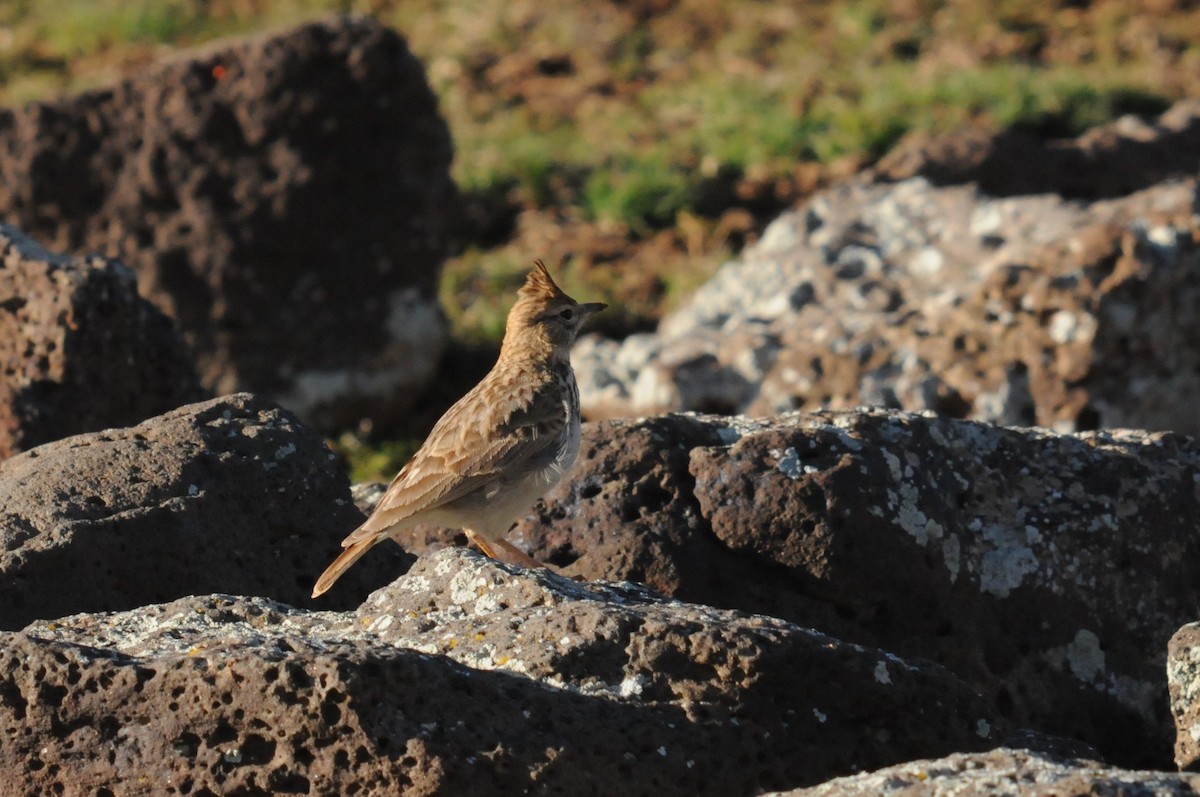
[464,529,500,559]
[465,529,547,569]
[493,538,548,570]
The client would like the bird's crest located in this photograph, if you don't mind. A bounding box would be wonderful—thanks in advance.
[518,260,570,304]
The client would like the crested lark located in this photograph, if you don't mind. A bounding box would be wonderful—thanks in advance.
[312,261,605,597]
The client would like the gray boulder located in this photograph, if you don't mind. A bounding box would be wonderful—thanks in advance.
[1168,623,1200,770]
[499,410,1199,767]
[0,392,407,628]
[3,548,1007,795]
[575,101,1200,439]
[771,747,1200,796]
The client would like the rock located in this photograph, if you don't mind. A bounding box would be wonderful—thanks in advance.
[2,548,1009,795]
[501,410,1200,767]
[0,393,407,629]
[1169,623,1200,771]
[0,16,457,430]
[769,747,1200,796]
[575,101,1200,438]
[876,99,1200,199]
[0,223,202,459]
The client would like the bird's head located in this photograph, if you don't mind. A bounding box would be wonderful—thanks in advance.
[501,261,606,359]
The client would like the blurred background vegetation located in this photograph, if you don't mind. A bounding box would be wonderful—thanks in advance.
[2,0,1197,477]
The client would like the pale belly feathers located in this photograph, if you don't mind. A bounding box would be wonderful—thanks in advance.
[439,392,581,539]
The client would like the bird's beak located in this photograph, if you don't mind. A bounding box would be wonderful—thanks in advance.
[578,302,607,318]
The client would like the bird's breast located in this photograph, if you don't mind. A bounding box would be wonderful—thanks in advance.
[446,372,582,538]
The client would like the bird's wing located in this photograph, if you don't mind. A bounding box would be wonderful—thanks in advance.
[342,375,567,544]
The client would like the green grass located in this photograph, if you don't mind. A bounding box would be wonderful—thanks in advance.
[0,0,1195,342]
[420,0,1187,233]
[333,432,419,483]
[42,1,210,50]
[3,2,1188,216]
[450,115,591,209]
[0,0,358,100]
[438,250,534,344]
[582,157,694,232]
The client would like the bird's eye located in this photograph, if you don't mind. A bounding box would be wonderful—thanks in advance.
[558,308,575,321]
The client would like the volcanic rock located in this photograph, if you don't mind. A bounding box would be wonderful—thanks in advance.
[2,548,1007,796]
[574,101,1200,438]
[771,747,1200,796]
[0,392,407,629]
[1169,623,1200,771]
[0,223,201,459]
[488,410,1200,767]
[0,16,457,429]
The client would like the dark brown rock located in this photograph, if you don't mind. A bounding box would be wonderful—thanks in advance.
[0,393,406,629]
[875,100,1200,199]
[0,16,457,429]
[3,549,1008,796]
[771,747,1200,796]
[0,223,202,459]
[1169,623,1200,771]
[501,410,1200,768]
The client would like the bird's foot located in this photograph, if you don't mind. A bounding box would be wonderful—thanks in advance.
[465,529,501,560]
[493,538,549,570]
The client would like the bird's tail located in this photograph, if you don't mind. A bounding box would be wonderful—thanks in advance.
[311,537,377,598]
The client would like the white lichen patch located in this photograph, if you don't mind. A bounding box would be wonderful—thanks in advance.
[977,523,1041,598]
[893,481,943,547]
[369,615,394,632]
[942,534,961,583]
[1044,631,1159,721]
[823,424,865,451]
[1065,629,1105,684]
[703,413,770,445]
[1104,673,1158,723]
[1168,636,1200,704]
[883,449,904,482]
[1048,310,1097,345]
[770,447,808,480]
[618,673,648,698]
[874,660,892,685]
[399,573,432,594]
[448,572,506,615]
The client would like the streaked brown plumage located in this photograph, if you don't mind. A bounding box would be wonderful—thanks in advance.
[312,261,605,597]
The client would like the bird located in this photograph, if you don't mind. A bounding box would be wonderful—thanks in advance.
[311,261,606,597]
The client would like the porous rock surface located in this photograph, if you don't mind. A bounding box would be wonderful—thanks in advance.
[0,392,407,629]
[0,223,201,459]
[769,747,1200,796]
[1169,623,1200,771]
[2,548,1006,796]
[0,16,456,429]
[575,100,1200,438]
[455,409,1200,767]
